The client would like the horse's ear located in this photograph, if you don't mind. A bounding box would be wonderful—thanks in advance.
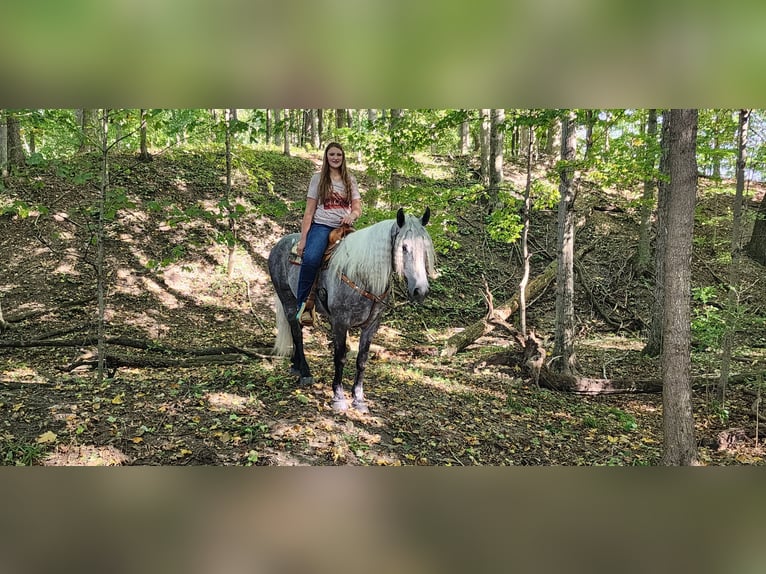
[421,206,431,226]
[396,207,405,228]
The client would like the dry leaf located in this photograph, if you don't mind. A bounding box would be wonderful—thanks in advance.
[37,431,57,444]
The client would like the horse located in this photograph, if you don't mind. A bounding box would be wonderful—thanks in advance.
[268,207,436,413]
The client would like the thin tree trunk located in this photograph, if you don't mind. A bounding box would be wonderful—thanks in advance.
[273,109,282,146]
[489,109,505,208]
[719,109,750,401]
[225,109,237,277]
[644,110,671,357]
[661,108,699,466]
[552,111,578,375]
[138,109,151,161]
[479,109,491,187]
[459,113,470,155]
[0,111,7,178]
[390,109,404,192]
[283,110,290,156]
[637,109,657,274]
[317,109,324,147]
[96,109,109,384]
[519,125,534,338]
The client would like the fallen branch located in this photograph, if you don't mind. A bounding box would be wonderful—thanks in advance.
[0,334,272,358]
[62,352,257,372]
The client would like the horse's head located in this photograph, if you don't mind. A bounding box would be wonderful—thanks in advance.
[393,207,436,303]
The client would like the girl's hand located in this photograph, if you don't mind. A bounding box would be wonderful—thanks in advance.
[296,237,305,256]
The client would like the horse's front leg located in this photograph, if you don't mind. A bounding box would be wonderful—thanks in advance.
[351,319,382,414]
[331,322,349,411]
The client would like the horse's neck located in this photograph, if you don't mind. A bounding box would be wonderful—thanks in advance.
[331,220,394,295]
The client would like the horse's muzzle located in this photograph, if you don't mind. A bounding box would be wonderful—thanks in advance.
[409,284,429,303]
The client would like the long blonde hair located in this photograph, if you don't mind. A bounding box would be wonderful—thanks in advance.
[318,142,354,205]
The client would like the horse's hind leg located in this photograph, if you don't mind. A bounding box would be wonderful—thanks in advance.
[330,323,349,411]
[289,315,314,386]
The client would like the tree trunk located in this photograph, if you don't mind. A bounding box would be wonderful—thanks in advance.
[77,109,97,153]
[272,109,282,146]
[335,108,345,129]
[225,109,237,277]
[519,125,534,338]
[282,110,290,156]
[138,109,151,161]
[584,110,595,160]
[552,110,578,375]
[317,109,324,146]
[661,108,699,466]
[719,109,750,401]
[459,112,470,155]
[644,110,671,357]
[0,111,7,178]
[6,113,25,172]
[311,109,320,149]
[390,109,404,192]
[479,109,491,187]
[489,109,505,207]
[545,120,560,162]
[96,109,109,384]
[746,185,766,266]
[636,109,658,274]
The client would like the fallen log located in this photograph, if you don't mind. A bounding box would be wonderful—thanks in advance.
[521,334,766,395]
[441,258,557,357]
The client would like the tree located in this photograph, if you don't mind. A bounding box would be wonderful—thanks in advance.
[0,110,7,178]
[479,109,490,187]
[552,110,578,375]
[138,109,151,161]
[719,109,750,402]
[459,111,470,155]
[76,109,97,153]
[661,109,699,466]
[489,108,505,207]
[644,110,671,357]
[519,124,534,338]
[636,109,658,274]
[6,112,25,173]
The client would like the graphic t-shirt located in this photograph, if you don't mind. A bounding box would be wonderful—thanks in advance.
[307,172,360,227]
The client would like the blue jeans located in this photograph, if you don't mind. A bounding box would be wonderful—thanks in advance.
[296,223,334,305]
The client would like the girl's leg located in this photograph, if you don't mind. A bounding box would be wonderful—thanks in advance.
[296,224,333,310]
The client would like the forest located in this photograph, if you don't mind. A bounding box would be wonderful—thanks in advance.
[1,108,765,466]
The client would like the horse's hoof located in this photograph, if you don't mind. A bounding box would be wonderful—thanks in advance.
[290,366,301,376]
[352,400,369,414]
[332,399,348,412]
[298,376,314,386]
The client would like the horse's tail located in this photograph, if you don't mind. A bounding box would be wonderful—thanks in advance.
[273,295,293,357]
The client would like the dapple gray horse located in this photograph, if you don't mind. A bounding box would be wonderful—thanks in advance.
[268,207,436,413]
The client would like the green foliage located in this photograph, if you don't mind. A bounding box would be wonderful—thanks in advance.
[1,437,45,466]
[692,286,726,348]
[530,179,559,210]
[487,204,523,244]
[1,199,49,219]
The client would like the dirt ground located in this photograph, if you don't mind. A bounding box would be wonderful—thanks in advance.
[1,150,765,465]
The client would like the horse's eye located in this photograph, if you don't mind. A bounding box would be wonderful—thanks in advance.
[402,244,409,254]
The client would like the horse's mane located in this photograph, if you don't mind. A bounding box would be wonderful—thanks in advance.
[327,215,435,296]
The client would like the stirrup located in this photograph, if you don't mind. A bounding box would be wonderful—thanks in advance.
[296,302,314,327]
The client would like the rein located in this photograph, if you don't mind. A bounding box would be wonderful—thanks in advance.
[338,273,390,304]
